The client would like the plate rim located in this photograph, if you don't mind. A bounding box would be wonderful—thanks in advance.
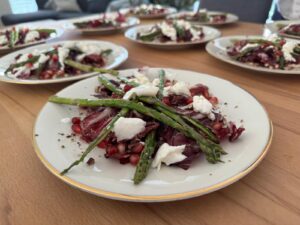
[206,35,300,75]
[32,68,273,202]
[0,39,129,84]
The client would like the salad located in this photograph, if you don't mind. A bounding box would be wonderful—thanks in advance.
[136,20,204,43]
[129,4,168,16]
[73,13,128,29]
[227,37,300,70]
[171,10,227,24]
[0,27,56,49]
[5,42,114,80]
[49,68,245,184]
[277,23,300,37]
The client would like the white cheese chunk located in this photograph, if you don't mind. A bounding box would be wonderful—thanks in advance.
[240,43,259,52]
[131,71,151,84]
[152,143,186,171]
[76,42,103,55]
[57,47,70,69]
[24,30,40,43]
[163,81,191,96]
[113,117,146,141]
[282,41,298,62]
[152,78,160,86]
[123,84,159,100]
[0,35,8,45]
[193,95,214,120]
[16,54,30,63]
[158,21,177,41]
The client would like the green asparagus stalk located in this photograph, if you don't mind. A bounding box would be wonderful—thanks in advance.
[64,59,119,76]
[138,96,219,143]
[98,76,124,96]
[34,29,56,34]
[49,96,224,163]
[101,49,113,56]
[133,131,156,184]
[158,69,165,100]
[9,29,19,48]
[138,30,161,42]
[5,55,40,73]
[118,76,139,87]
[279,56,285,70]
[60,108,129,175]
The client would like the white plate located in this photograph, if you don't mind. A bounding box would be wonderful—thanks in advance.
[0,27,63,55]
[266,20,300,40]
[33,68,272,202]
[167,11,239,26]
[69,15,140,35]
[120,7,177,19]
[206,35,300,75]
[125,24,221,49]
[0,40,128,84]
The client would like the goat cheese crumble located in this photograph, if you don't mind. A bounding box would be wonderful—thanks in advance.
[113,117,146,141]
[152,143,187,171]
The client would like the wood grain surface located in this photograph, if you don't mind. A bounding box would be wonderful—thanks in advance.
[0,20,300,225]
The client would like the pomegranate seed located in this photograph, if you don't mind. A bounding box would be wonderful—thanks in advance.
[209,97,219,105]
[28,53,33,58]
[25,63,33,68]
[132,143,144,154]
[71,117,81,124]
[71,124,82,134]
[106,146,118,156]
[186,97,193,104]
[52,54,58,62]
[117,143,126,154]
[162,97,171,105]
[98,140,108,149]
[130,154,140,166]
[213,122,222,131]
[124,84,133,92]
[119,154,130,164]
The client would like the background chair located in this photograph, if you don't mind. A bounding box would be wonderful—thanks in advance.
[1,0,112,26]
[200,0,273,23]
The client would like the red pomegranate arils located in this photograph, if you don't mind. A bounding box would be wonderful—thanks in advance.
[71,124,82,134]
[129,154,140,166]
[117,143,126,154]
[71,117,81,125]
[132,143,144,154]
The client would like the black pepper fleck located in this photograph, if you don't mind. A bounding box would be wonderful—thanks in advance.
[87,157,95,165]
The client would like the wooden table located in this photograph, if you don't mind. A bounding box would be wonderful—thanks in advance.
[0,21,300,225]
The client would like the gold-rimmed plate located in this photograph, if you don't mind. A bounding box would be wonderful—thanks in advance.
[0,27,63,55]
[167,11,239,26]
[0,40,128,84]
[33,68,272,202]
[206,35,300,75]
[69,14,140,35]
[266,20,300,40]
[125,24,221,50]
